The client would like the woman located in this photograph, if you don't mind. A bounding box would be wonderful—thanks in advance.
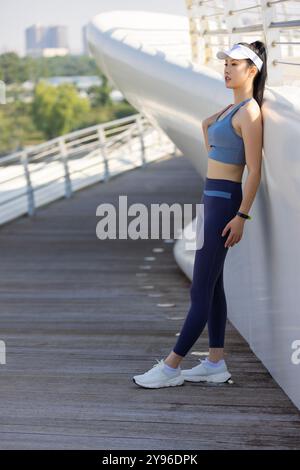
[133,41,266,388]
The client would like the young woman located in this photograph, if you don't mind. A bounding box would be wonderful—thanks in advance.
[133,41,267,389]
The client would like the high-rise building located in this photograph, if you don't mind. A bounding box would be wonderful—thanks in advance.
[43,26,68,49]
[25,24,45,55]
[25,24,69,57]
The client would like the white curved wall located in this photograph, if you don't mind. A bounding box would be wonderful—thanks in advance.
[87,10,300,410]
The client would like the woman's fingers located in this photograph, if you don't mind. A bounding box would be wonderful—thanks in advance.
[221,224,230,237]
[223,221,243,247]
[225,232,235,247]
[225,234,242,247]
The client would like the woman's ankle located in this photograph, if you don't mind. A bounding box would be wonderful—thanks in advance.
[208,347,224,363]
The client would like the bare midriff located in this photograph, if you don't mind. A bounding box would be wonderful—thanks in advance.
[207,157,245,183]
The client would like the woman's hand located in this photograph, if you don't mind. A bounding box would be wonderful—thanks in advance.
[222,215,245,248]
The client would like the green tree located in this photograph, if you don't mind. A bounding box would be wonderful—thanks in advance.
[0,52,102,85]
[0,100,40,155]
[0,52,26,84]
[88,75,112,107]
[31,81,90,139]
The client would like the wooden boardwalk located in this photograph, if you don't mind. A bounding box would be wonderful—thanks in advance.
[0,153,300,450]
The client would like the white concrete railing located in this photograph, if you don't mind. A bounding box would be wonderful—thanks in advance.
[0,113,176,226]
[185,0,300,86]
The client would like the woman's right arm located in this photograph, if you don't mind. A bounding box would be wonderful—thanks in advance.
[202,120,211,153]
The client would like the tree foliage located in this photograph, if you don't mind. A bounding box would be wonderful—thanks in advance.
[31,81,90,139]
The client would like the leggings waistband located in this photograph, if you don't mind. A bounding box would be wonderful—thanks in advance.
[204,177,242,200]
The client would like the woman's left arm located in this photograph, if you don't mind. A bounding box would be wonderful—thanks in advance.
[222,102,263,248]
[238,101,263,215]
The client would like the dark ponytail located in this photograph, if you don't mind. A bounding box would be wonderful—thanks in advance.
[237,40,267,108]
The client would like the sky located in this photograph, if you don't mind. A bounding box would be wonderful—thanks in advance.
[0,0,186,56]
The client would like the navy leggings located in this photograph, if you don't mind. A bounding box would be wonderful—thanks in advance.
[173,177,243,357]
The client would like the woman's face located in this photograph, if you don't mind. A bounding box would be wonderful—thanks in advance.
[223,57,255,88]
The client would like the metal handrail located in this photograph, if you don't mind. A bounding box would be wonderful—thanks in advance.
[0,113,176,225]
[185,0,300,86]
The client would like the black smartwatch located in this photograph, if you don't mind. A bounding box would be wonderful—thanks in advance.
[237,211,252,220]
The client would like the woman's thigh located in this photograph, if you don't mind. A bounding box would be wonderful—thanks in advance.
[191,194,233,296]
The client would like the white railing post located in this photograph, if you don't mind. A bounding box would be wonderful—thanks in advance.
[185,0,200,63]
[136,115,147,166]
[0,80,6,104]
[20,150,35,216]
[127,126,133,156]
[224,1,239,48]
[199,3,212,67]
[261,0,283,86]
[59,136,72,198]
[97,126,110,181]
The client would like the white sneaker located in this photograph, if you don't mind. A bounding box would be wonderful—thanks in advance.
[133,359,185,389]
[181,358,231,383]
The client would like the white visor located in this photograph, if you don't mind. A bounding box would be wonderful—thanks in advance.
[216,44,263,72]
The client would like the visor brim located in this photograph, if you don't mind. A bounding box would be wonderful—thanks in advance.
[216,50,230,59]
[216,50,247,60]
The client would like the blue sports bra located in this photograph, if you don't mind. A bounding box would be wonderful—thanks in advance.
[207,98,252,165]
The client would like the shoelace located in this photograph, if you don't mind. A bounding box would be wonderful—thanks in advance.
[152,358,164,368]
[147,359,167,371]
[153,358,181,372]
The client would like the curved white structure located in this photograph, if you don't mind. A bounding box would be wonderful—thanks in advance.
[87,9,300,410]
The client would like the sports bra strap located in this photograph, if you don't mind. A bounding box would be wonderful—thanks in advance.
[216,98,251,122]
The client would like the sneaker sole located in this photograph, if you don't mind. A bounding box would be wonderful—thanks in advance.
[132,375,185,389]
[182,371,231,383]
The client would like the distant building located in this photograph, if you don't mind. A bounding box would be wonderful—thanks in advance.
[25,24,69,57]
